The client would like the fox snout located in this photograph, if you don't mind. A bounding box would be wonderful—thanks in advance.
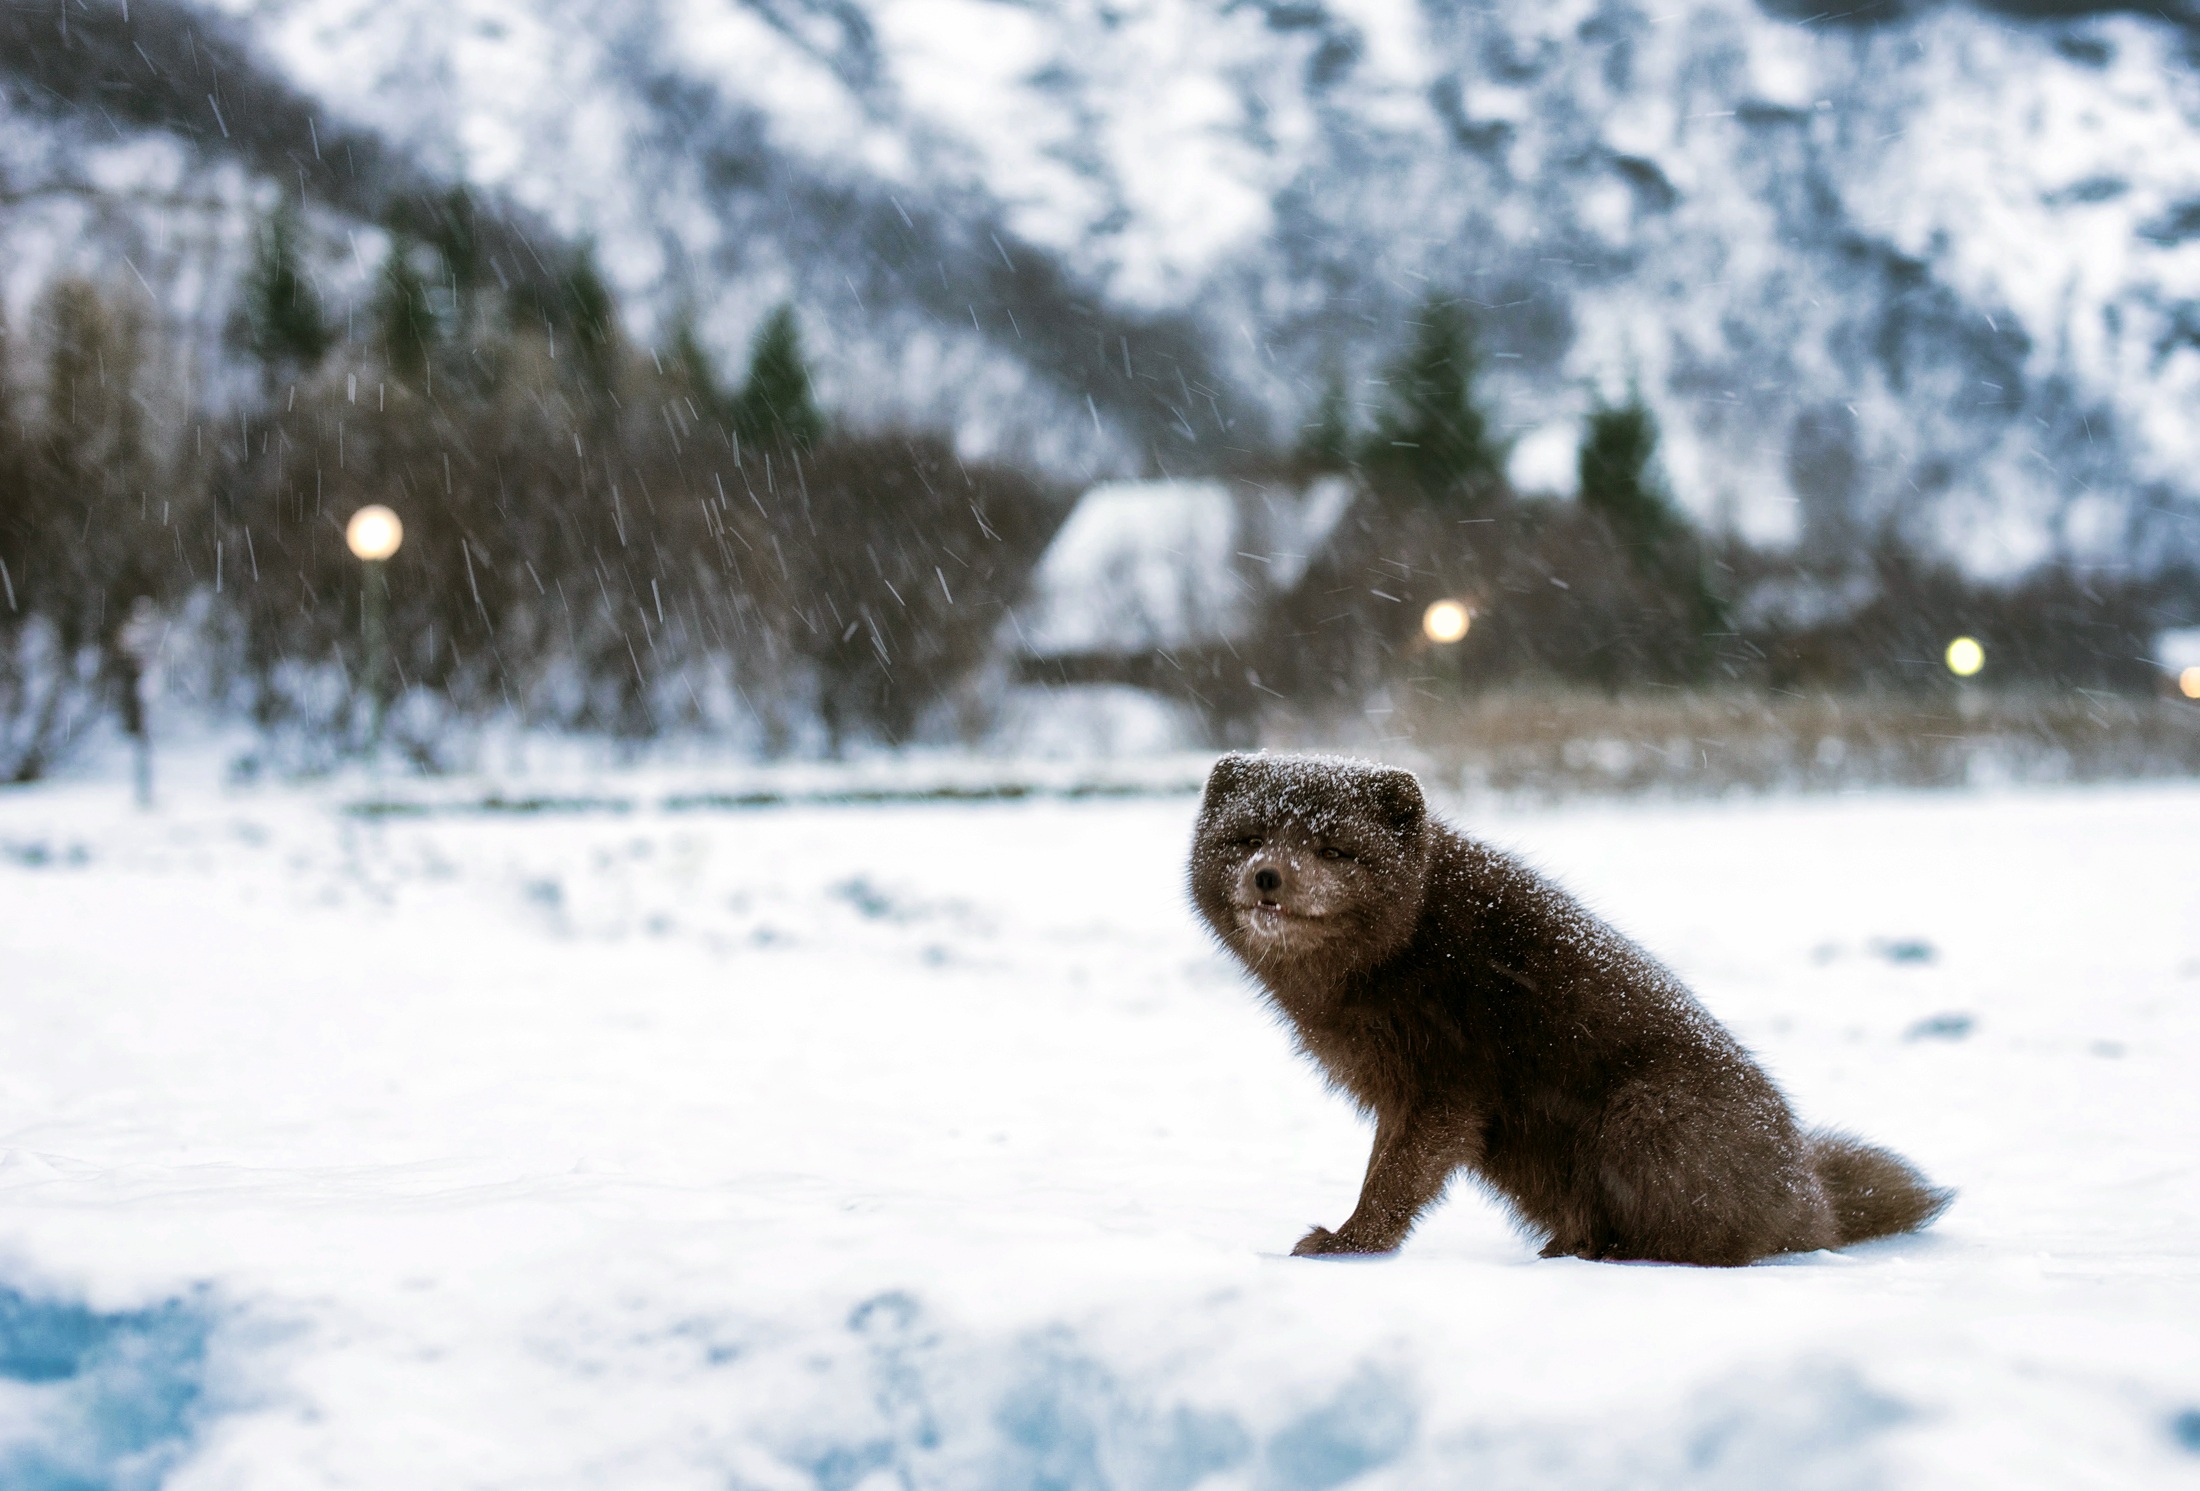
[1240,856,1293,906]
[1238,854,1333,920]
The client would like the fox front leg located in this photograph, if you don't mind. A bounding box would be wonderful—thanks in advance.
[1292,1109,1470,1257]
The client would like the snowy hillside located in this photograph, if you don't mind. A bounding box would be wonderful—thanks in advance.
[4,0,2196,563]
[2,768,2198,1485]
[153,0,2197,567]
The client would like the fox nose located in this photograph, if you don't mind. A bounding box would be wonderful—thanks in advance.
[1254,867,1282,895]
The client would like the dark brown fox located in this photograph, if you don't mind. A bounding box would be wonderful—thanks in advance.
[1188,752,1951,1265]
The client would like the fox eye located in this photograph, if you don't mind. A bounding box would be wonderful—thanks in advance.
[1319,846,1353,861]
[1238,836,1263,851]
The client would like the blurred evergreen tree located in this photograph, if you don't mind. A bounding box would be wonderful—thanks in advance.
[388,189,484,300]
[423,188,485,298]
[242,198,332,376]
[507,246,621,392]
[1578,394,1678,550]
[562,249,618,392]
[377,243,437,383]
[665,315,734,428]
[1576,390,1727,651]
[1364,298,1504,504]
[1298,365,1354,472]
[729,304,824,451]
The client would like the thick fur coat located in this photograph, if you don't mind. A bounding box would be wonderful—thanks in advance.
[1188,752,1951,1265]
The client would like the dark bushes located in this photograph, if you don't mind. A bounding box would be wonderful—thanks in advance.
[1249,489,2179,712]
[1251,491,1745,708]
[0,262,1059,777]
[768,437,1056,749]
[212,302,1056,762]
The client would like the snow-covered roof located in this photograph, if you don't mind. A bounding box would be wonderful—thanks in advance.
[1014,476,1354,656]
[2156,628,2200,673]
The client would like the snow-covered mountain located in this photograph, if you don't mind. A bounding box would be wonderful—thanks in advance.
[6,0,2199,570]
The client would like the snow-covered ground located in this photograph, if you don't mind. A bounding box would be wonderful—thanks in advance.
[3,762,2199,1488]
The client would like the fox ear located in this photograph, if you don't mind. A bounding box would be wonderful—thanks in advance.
[1202,752,1256,806]
[1368,767,1426,835]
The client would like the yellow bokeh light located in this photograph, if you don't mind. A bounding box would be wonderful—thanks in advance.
[346,505,404,562]
[2181,666,2200,700]
[1423,599,1470,645]
[1944,636,1984,677]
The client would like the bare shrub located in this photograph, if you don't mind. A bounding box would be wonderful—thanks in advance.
[765,434,1059,750]
[0,282,203,780]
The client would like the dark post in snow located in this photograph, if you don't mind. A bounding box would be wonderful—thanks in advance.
[345,505,404,757]
[117,596,161,809]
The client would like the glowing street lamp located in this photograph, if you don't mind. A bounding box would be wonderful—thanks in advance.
[2182,667,2200,701]
[1423,599,1471,645]
[1944,635,1984,678]
[346,505,402,563]
[346,505,403,752]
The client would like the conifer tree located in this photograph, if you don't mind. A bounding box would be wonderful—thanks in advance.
[509,247,622,392]
[424,188,485,298]
[377,242,437,383]
[242,198,332,375]
[1578,394,1677,551]
[391,188,488,349]
[1364,298,1504,504]
[666,315,733,427]
[1577,390,1726,646]
[1298,366,1354,472]
[563,249,619,391]
[729,303,824,451]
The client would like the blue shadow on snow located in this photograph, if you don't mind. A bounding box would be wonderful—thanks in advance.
[0,1284,217,1490]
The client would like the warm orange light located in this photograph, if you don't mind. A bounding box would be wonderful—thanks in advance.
[2182,666,2200,700]
[346,505,403,562]
[1423,599,1471,645]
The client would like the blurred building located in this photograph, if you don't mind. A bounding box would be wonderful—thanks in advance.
[1008,477,1355,745]
[2156,628,2200,697]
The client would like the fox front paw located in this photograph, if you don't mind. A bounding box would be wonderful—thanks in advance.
[1291,1225,1389,1257]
